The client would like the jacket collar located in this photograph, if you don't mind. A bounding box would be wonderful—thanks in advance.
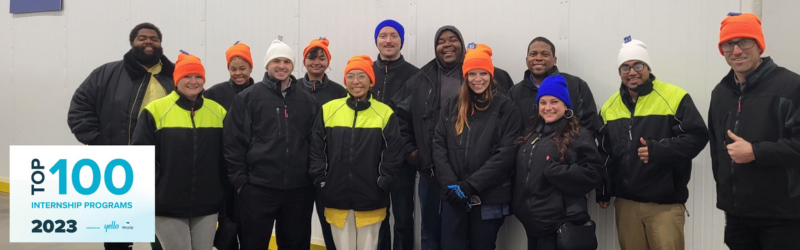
[522,66,562,90]
[346,93,372,111]
[172,90,204,112]
[722,56,778,93]
[261,72,298,96]
[620,74,655,98]
[228,78,255,93]
[302,73,331,92]
[123,48,175,80]
[374,54,408,70]
[536,117,567,136]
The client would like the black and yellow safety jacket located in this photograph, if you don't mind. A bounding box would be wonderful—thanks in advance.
[309,94,403,211]
[132,91,227,218]
[597,75,708,204]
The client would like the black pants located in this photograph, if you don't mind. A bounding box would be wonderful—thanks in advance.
[237,184,315,250]
[377,162,417,250]
[725,213,800,250]
[519,223,557,250]
[315,187,337,250]
[103,243,132,250]
[440,202,505,250]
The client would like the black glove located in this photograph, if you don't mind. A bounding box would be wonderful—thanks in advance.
[444,189,463,208]
[456,181,477,198]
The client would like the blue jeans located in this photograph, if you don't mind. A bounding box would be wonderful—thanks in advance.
[377,162,417,250]
[419,174,442,250]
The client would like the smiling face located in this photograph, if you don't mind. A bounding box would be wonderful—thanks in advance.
[377,26,402,60]
[619,60,650,90]
[538,95,566,123]
[466,69,491,94]
[436,30,462,67]
[304,48,329,76]
[228,57,252,85]
[177,74,205,100]
[527,41,557,78]
[345,69,371,100]
[267,57,294,81]
[723,38,762,80]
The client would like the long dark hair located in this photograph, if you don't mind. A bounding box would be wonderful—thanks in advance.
[454,78,496,135]
[517,113,580,163]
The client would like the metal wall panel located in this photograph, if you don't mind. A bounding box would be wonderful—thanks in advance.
[3,1,800,249]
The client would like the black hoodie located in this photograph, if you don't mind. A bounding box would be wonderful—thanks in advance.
[223,73,324,190]
[391,26,514,174]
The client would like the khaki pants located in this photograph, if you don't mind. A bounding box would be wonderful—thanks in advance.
[615,198,685,250]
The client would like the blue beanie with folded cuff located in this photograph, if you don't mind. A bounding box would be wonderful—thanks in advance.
[374,19,405,49]
[536,75,572,109]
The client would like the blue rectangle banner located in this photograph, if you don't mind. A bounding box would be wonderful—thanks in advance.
[10,0,63,14]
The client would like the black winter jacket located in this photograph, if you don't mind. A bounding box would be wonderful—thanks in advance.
[310,94,403,210]
[432,93,522,205]
[513,118,603,236]
[133,91,227,218]
[299,74,347,106]
[709,57,800,219]
[204,78,255,110]
[597,76,708,204]
[223,74,323,190]
[68,49,175,145]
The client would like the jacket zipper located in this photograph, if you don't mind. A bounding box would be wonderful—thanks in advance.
[283,98,290,186]
[190,106,197,217]
[127,76,148,144]
[524,135,542,187]
[276,108,282,136]
[349,102,359,208]
[731,94,743,206]
[382,65,389,101]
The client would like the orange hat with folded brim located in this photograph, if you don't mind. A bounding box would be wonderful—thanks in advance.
[719,13,765,55]
[462,43,494,78]
[174,50,205,86]
[226,41,253,67]
[303,38,332,62]
[344,55,375,86]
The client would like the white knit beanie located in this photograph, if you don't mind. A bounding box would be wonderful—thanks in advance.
[263,39,295,68]
[617,39,652,69]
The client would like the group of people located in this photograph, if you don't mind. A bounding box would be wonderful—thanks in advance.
[66,12,800,250]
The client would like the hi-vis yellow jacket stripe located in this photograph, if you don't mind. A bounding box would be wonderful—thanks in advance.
[322,97,394,130]
[600,78,687,123]
[143,91,226,130]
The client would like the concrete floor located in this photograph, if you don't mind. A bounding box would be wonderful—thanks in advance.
[0,192,153,250]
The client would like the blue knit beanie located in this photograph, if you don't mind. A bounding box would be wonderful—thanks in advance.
[374,19,405,49]
[536,75,572,109]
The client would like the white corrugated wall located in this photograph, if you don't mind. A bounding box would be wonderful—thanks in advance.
[1,0,799,249]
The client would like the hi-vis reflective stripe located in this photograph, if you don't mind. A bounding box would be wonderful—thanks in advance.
[600,79,687,123]
[322,97,394,129]
[144,92,226,130]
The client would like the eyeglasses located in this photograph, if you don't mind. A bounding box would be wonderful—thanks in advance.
[619,62,646,74]
[345,73,370,83]
[720,39,756,52]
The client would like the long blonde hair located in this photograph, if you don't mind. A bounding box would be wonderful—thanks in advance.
[454,78,496,135]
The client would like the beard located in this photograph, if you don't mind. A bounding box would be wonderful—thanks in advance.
[132,46,163,65]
